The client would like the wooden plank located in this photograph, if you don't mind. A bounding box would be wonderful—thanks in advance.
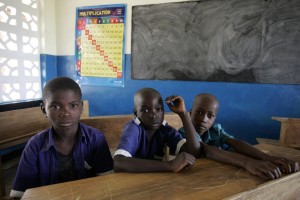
[0,99,181,151]
[80,112,183,149]
[256,138,279,146]
[254,143,300,163]
[272,117,300,148]
[21,144,300,200]
[0,101,89,150]
[0,107,50,150]
[226,171,300,200]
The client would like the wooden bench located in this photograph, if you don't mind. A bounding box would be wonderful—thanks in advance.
[80,114,183,152]
[257,117,300,149]
[0,100,183,197]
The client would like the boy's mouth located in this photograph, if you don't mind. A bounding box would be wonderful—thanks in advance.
[150,122,160,127]
[58,121,73,126]
[146,120,161,128]
[197,124,207,131]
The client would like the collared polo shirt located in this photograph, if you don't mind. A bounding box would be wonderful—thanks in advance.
[11,122,113,197]
[179,123,234,150]
[114,118,186,160]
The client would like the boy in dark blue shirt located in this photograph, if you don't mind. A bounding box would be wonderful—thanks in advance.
[10,77,113,198]
[114,88,200,172]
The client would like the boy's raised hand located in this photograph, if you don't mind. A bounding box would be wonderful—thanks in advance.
[165,95,187,114]
[169,152,196,172]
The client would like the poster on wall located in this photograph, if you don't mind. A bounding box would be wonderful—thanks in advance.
[75,4,126,87]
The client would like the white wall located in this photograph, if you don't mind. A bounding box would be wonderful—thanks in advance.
[51,0,197,55]
[39,0,56,55]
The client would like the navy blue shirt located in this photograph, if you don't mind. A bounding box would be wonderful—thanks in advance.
[11,122,113,197]
[114,118,186,160]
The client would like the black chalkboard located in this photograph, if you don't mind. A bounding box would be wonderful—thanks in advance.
[131,0,300,84]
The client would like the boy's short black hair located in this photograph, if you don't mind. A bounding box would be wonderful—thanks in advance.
[43,77,82,100]
[134,88,162,104]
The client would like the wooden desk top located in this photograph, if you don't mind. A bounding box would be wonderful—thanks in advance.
[22,144,300,200]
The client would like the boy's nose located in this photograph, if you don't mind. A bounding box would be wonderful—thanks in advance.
[59,107,71,116]
[199,115,208,123]
[149,110,158,119]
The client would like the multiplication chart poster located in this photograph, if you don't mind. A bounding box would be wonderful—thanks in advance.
[75,4,126,87]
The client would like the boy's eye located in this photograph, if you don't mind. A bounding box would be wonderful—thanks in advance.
[208,113,215,119]
[157,107,164,111]
[70,103,79,108]
[141,107,149,113]
[50,105,60,110]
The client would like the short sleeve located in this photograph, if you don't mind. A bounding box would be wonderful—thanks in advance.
[211,124,234,150]
[178,127,202,142]
[164,125,186,155]
[114,122,141,157]
[218,126,234,144]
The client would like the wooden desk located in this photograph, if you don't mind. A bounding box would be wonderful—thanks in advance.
[21,144,300,200]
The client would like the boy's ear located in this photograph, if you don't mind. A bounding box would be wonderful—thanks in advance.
[40,103,46,115]
[80,100,84,114]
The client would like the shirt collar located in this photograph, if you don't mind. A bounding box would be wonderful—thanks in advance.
[201,129,212,143]
[43,123,86,151]
[134,117,167,126]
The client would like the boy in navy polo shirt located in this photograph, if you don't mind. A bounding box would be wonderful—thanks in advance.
[113,88,200,172]
[179,93,299,180]
[10,77,113,198]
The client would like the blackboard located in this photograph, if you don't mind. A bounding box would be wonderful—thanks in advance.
[131,0,300,84]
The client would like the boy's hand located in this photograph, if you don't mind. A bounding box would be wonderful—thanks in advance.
[165,95,187,114]
[244,159,282,180]
[169,152,195,172]
[268,156,299,174]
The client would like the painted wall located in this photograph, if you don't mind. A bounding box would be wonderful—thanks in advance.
[42,0,300,144]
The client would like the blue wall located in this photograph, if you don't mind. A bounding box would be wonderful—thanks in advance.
[41,54,300,144]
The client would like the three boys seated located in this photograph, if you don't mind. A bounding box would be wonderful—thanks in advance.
[10,77,299,198]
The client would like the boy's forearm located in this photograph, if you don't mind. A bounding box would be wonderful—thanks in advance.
[228,139,271,161]
[178,111,201,156]
[204,144,251,168]
[113,156,173,172]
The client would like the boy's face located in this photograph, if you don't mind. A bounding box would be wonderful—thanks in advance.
[134,93,164,131]
[190,96,218,135]
[41,89,83,133]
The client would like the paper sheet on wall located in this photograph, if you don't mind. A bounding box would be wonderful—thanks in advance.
[75,4,126,87]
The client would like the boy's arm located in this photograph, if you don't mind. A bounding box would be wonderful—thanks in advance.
[226,138,299,173]
[10,141,40,198]
[114,152,195,173]
[165,95,200,156]
[202,142,282,180]
[93,132,114,175]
